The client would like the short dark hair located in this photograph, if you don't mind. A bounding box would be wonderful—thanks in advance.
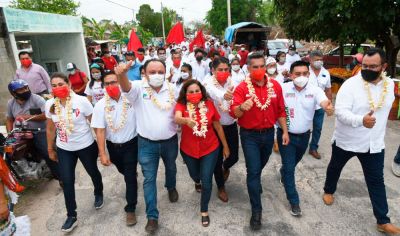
[364,47,386,64]
[290,60,309,73]
[247,52,265,65]
[137,48,145,53]
[18,51,30,59]
[275,51,286,61]
[177,79,208,105]
[194,48,205,56]
[211,51,220,58]
[157,47,166,54]
[143,59,166,72]
[231,57,240,64]
[309,50,323,58]
[212,57,230,70]
[181,63,192,72]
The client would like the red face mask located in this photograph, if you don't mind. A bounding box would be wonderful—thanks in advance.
[186,93,202,104]
[137,54,144,61]
[216,71,230,84]
[250,68,267,81]
[105,85,120,99]
[173,59,181,67]
[20,58,32,68]
[52,86,70,99]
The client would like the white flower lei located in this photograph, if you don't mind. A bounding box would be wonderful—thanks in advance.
[364,72,390,111]
[145,81,175,110]
[212,75,233,113]
[54,93,74,135]
[105,94,129,132]
[245,75,274,110]
[187,101,208,138]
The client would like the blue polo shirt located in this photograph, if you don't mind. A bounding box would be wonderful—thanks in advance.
[127,62,142,81]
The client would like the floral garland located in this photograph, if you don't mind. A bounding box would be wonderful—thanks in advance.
[145,81,175,110]
[105,94,129,132]
[54,93,74,135]
[363,72,389,111]
[187,101,208,138]
[245,76,275,110]
[212,75,233,112]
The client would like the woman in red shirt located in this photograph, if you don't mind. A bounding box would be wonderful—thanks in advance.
[67,63,88,96]
[175,79,230,227]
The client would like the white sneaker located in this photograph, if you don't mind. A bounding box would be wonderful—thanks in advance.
[392,161,400,177]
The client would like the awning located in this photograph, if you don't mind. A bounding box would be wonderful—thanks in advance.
[224,22,267,43]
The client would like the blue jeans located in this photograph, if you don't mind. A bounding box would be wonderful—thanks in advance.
[324,143,390,224]
[106,137,138,213]
[240,128,274,213]
[33,131,59,179]
[277,129,310,205]
[394,145,400,164]
[310,108,324,151]
[181,147,219,212]
[57,141,103,217]
[138,135,178,220]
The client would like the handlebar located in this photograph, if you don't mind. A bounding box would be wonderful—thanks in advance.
[10,127,42,133]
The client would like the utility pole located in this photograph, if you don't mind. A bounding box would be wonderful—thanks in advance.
[181,7,185,37]
[161,1,166,44]
[227,0,231,26]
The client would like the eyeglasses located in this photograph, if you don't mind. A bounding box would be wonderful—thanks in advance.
[361,64,382,70]
[104,81,118,86]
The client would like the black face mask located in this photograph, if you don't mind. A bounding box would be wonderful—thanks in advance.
[15,90,31,101]
[361,69,381,82]
[196,56,203,62]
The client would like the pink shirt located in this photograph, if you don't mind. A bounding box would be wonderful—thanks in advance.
[15,63,52,94]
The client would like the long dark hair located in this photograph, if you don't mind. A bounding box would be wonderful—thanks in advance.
[89,63,105,89]
[176,63,192,85]
[49,73,70,113]
[177,79,208,105]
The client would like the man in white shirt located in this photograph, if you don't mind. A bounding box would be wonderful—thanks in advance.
[221,41,232,59]
[190,49,209,82]
[166,52,182,83]
[278,61,333,217]
[322,48,400,234]
[285,45,301,68]
[116,59,179,234]
[308,50,332,159]
[91,71,139,226]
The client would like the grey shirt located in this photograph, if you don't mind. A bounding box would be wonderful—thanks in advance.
[6,94,46,129]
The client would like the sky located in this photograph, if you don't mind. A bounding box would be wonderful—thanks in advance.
[0,0,212,24]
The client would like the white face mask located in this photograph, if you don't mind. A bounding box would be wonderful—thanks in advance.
[148,74,165,87]
[181,72,190,80]
[241,47,245,51]
[92,72,101,80]
[267,67,277,75]
[313,60,324,69]
[293,76,309,88]
[232,65,240,71]
[279,57,286,63]
[69,70,76,75]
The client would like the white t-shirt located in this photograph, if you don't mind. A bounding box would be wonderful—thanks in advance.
[166,63,182,83]
[309,66,331,109]
[190,60,209,82]
[230,69,246,87]
[277,63,290,75]
[91,94,137,143]
[45,94,94,151]
[286,53,301,67]
[280,82,327,134]
[84,81,105,105]
[242,64,249,75]
[124,80,177,141]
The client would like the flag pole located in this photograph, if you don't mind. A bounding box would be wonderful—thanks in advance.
[161,1,166,44]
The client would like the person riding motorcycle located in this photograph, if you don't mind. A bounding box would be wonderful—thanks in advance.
[5,79,60,181]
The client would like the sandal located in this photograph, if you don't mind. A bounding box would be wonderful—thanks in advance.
[195,183,202,193]
[201,215,210,227]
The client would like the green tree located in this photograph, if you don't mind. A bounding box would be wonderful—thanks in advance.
[206,0,275,36]
[274,0,400,75]
[136,4,180,37]
[10,0,80,15]
[82,17,111,40]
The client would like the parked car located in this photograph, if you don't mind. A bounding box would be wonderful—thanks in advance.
[323,44,373,68]
[266,39,308,58]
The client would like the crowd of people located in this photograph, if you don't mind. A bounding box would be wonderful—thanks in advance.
[2,38,400,235]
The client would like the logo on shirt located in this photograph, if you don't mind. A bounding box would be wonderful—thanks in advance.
[143,92,150,100]
[286,93,295,98]
[73,108,80,117]
[305,94,314,99]
[289,108,295,118]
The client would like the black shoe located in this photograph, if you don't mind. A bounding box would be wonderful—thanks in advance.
[290,204,302,217]
[279,168,284,186]
[61,217,77,232]
[145,219,158,234]
[168,188,179,203]
[94,195,104,209]
[250,212,262,231]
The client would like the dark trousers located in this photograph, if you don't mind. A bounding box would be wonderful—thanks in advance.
[277,129,310,205]
[240,128,274,213]
[394,145,400,164]
[181,147,219,212]
[57,141,103,217]
[310,108,324,151]
[324,143,390,224]
[106,137,138,213]
[213,123,239,189]
[33,131,60,179]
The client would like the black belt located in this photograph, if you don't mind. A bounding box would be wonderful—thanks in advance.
[106,137,137,148]
[138,134,177,143]
[241,127,274,133]
[222,122,237,128]
[278,128,310,137]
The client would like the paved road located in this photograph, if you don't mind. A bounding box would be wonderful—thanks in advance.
[15,116,400,236]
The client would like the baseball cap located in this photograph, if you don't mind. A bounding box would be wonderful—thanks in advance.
[66,63,76,71]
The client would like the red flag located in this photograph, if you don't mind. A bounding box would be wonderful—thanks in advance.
[127,28,143,52]
[189,29,205,52]
[166,22,185,44]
